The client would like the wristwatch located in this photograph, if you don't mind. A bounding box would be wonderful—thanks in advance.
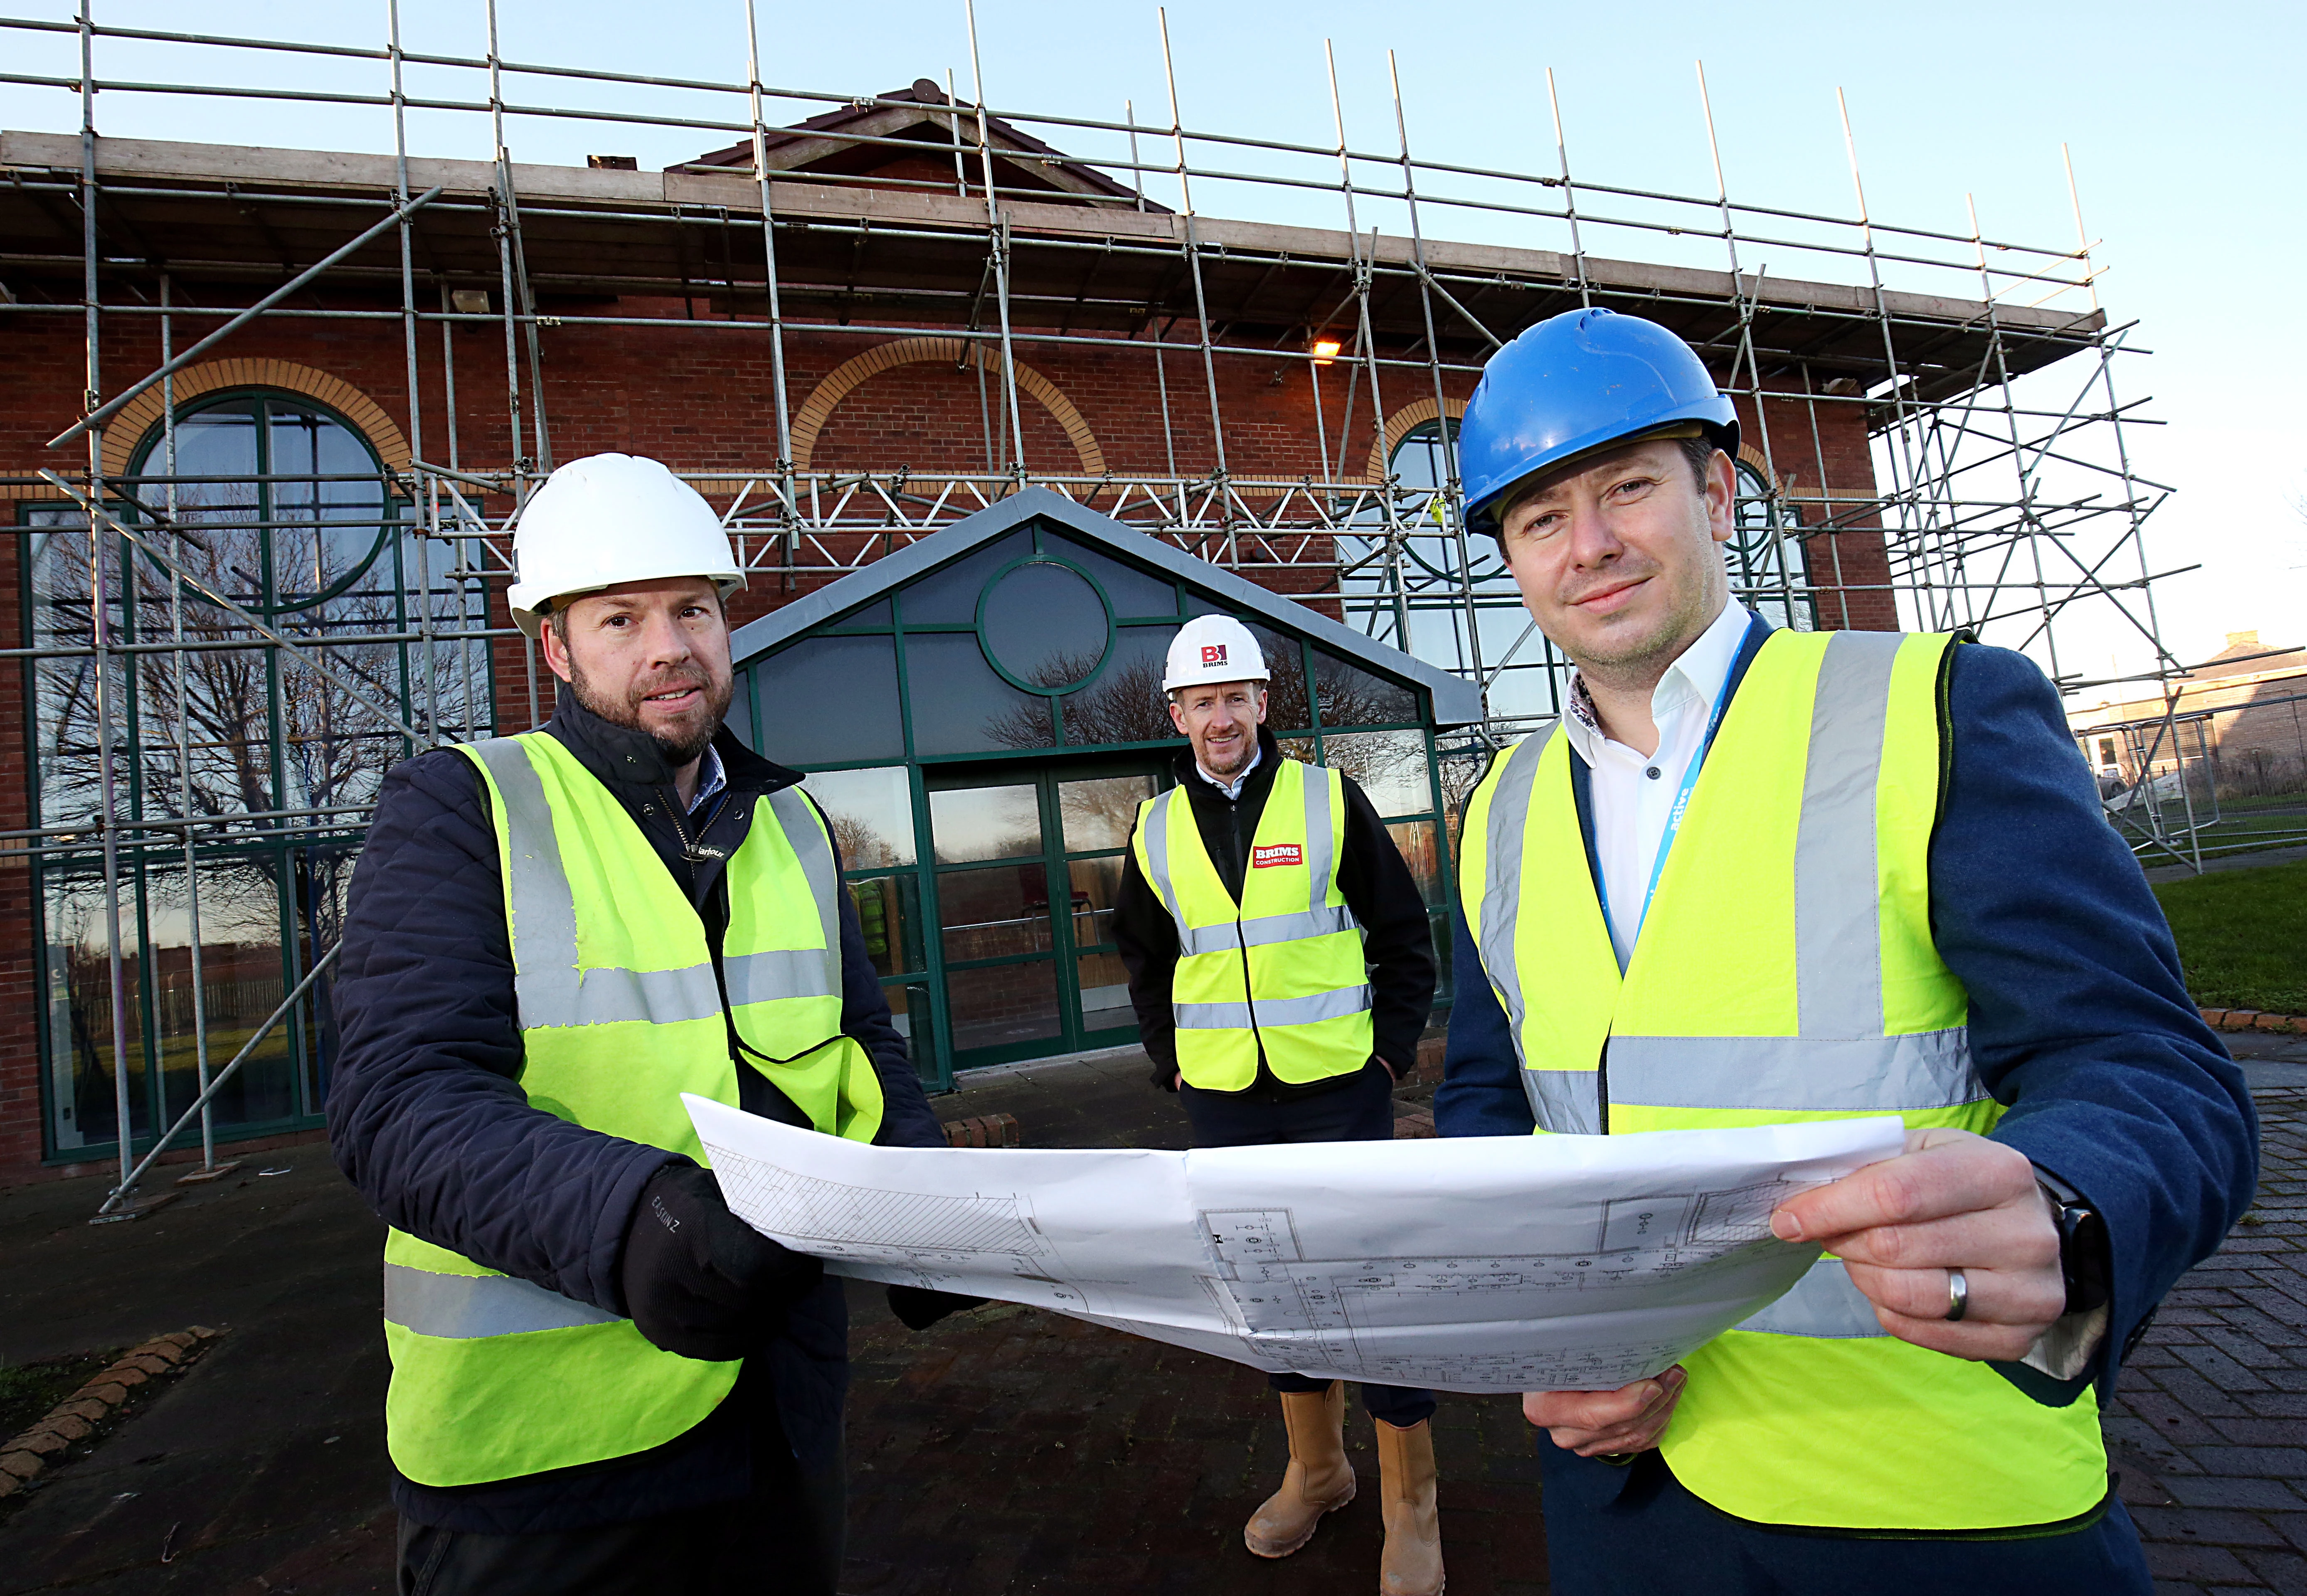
[2037,1170,2110,1317]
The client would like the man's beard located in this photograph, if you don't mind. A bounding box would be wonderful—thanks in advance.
[567,656,733,768]
[1197,728,1255,778]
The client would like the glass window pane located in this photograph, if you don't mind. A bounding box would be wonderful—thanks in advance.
[981,561,1110,690]
[847,874,921,978]
[904,632,1053,756]
[1040,534,1180,618]
[42,869,148,1150]
[726,669,754,751]
[1059,625,1179,748]
[897,530,1032,623]
[946,961,1062,1055]
[831,598,892,628]
[1068,856,1125,948]
[1323,730,1433,817]
[806,766,917,869]
[1077,950,1136,1034]
[938,864,1057,963]
[929,783,1042,864]
[754,635,902,766]
[1387,819,1444,907]
[1060,775,1159,854]
[1245,623,1311,732]
[1315,650,1418,727]
[883,979,937,1082]
[157,854,302,1128]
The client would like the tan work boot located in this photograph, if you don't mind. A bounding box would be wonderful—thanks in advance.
[1243,1382,1357,1557]
[1375,1416,1445,1595]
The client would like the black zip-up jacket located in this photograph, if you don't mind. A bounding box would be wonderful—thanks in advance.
[1112,724,1436,1098]
[328,690,943,1534]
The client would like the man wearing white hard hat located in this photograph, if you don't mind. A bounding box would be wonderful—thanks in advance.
[1111,614,1443,1594]
[327,455,960,1594]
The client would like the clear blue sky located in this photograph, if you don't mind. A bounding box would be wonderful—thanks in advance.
[6,0,2298,686]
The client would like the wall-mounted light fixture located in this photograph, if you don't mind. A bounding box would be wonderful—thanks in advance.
[1310,339,1343,366]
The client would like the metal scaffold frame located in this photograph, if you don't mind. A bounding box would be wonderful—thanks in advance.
[0,3,2190,1207]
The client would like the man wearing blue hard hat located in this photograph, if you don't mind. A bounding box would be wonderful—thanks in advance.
[1434,307,2254,1591]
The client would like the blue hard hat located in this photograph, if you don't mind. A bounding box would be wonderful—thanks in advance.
[1457,308,1738,534]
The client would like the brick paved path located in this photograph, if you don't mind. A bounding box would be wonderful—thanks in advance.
[846,1055,2306,1594]
[2106,1081,2307,1593]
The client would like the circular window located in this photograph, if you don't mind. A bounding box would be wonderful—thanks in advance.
[977,559,1112,695]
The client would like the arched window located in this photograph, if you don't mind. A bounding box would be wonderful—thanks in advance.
[22,388,487,1164]
[1728,458,1815,633]
[1339,418,1560,727]
[125,390,394,616]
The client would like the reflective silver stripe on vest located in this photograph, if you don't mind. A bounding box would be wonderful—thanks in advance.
[1176,983,1374,1030]
[1605,1028,1983,1113]
[471,737,587,1027]
[1476,728,1604,1135]
[470,739,840,1030]
[765,788,843,1005]
[383,1262,624,1339]
[1796,630,1903,1039]
[724,946,839,1007]
[1141,764,1360,968]
[1735,1257,1886,1339]
[570,964,723,1027]
[1140,787,1189,930]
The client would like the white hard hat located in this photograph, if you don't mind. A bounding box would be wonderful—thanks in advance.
[1163,614,1269,692]
[504,453,746,638]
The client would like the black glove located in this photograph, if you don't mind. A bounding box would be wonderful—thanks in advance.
[887,1284,986,1332]
[620,1162,823,1362]
[1150,1056,1181,1093]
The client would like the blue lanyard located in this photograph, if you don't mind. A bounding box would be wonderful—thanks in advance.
[1597,613,1757,958]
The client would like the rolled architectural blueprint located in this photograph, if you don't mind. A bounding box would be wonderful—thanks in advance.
[686,1094,1906,1393]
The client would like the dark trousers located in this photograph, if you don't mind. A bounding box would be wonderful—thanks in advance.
[397,1443,845,1596]
[1536,1439,2152,1596]
[1179,1060,1438,1429]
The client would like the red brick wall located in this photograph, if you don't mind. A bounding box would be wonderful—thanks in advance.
[0,287,1895,1168]
[0,522,39,1175]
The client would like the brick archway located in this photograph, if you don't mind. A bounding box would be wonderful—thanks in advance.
[1363,395,1466,484]
[99,358,411,483]
[791,338,1106,476]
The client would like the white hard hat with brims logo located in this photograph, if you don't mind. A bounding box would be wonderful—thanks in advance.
[1163,614,1269,692]
[504,453,746,638]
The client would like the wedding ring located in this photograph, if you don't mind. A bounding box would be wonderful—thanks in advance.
[1945,1267,1969,1323]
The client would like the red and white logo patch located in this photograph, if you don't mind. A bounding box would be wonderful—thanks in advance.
[1200,643,1228,667]
[1251,843,1304,869]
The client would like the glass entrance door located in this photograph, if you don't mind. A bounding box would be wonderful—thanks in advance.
[928,764,1164,1070]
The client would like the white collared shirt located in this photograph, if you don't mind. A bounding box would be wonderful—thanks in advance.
[1559,601,1753,969]
[687,743,727,815]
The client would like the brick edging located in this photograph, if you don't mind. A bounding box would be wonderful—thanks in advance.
[0,1328,224,1499]
[2202,1007,2307,1036]
[941,1113,1020,1149]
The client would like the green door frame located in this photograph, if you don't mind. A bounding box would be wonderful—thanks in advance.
[924,753,1165,1072]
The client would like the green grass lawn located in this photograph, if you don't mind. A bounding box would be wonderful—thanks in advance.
[2152,860,2307,1015]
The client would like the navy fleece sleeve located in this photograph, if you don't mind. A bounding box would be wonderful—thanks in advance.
[326,750,673,1316]
[1934,644,2256,1388]
[1436,894,1539,1139]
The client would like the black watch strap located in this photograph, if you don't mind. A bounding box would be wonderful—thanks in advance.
[2037,1171,2110,1317]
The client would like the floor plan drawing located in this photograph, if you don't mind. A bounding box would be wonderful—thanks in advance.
[687,1094,1908,1393]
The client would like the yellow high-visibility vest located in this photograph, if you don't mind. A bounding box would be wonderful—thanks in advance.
[1459,628,2107,1531]
[1131,756,1373,1091]
[381,732,884,1488]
